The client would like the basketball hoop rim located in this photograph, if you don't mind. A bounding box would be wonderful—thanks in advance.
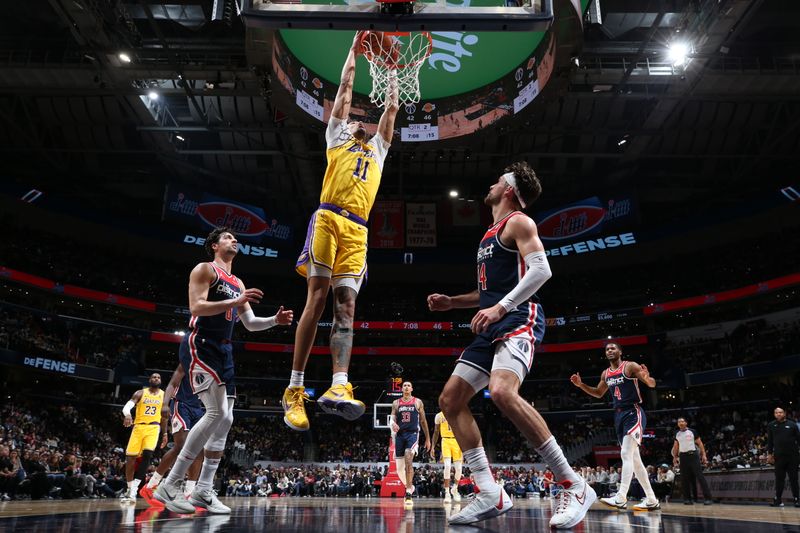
[362,30,432,70]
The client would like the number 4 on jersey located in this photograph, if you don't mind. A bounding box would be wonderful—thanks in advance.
[614,386,622,401]
[478,263,487,290]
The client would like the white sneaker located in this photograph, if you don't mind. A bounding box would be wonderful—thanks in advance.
[451,486,462,502]
[632,498,661,511]
[189,488,231,514]
[549,479,597,529]
[600,495,627,510]
[444,490,452,503]
[119,495,134,505]
[448,487,513,525]
[154,482,196,514]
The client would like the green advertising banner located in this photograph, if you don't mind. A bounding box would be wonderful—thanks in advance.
[280,0,550,99]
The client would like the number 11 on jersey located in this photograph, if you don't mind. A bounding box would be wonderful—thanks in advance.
[353,157,369,182]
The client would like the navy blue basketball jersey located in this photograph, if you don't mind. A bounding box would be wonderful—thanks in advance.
[397,396,420,433]
[188,262,241,341]
[175,368,201,406]
[604,361,642,408]
[477,212,540,310]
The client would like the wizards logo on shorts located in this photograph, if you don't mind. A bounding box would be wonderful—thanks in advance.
[195,374,206,386]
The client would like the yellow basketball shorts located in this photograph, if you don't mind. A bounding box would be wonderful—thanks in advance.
[126,424,160,456]
[442,437,463,461]
[296,208,368,282]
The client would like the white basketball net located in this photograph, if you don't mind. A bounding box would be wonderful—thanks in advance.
[361,32,431,107]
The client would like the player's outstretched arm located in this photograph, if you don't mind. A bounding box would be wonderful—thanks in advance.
[377,71,400,144]
[236,281,294,331]
[122,389,143,427]
[427,290,480,312]
[331,31,365,121]
[569,371,609,399]
[188,263,262,317]
[627,362,656,388]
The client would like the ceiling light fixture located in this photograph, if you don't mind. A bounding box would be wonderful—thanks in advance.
[667,42,690,67]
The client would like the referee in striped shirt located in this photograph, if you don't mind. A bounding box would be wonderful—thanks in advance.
[672,417,713,505]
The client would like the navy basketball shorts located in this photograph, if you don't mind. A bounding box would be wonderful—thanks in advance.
[455,303,545,390]
[179,332,235,396]
[170,398,205,434]
[614,405,646,445]
[395,431,420,458]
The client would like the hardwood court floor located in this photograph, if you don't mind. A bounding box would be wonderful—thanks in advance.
[1,496,799,532]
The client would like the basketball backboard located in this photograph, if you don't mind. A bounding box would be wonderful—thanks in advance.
[242,0,553,32]
[374,403,394,430]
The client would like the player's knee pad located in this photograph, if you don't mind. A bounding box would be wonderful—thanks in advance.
[452,363,489,393]
[620,435,637,462]
[443,457,452,474]
[454,460,463,480]
[205,402,234,453]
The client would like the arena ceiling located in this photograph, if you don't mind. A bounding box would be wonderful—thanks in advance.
[1,0,799,232]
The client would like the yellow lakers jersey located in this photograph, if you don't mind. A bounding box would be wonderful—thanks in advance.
[436,412,455,438]
[134,388,164,424]
[322,117,389,221]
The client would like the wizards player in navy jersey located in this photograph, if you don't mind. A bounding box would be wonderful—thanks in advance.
[428,162,596,529]
[570,342,660,511]
[140,364,204,507]
[155,227,294,514]
[390,381,431,506]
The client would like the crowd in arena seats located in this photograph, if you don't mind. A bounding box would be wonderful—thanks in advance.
[227,416,304,463]
[5,215,799,325]
[2,392,798,503]
[643,406,796,471]
[0,401,130,500]
[664,318,800,373]
[0,305,147,370]
[222,464,385,498]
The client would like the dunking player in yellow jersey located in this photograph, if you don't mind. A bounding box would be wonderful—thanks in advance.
[284,31,400,431]
[433,411,463,503]
[121,373,166,504]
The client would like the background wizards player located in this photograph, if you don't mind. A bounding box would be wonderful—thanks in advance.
[155,227,293,514]
[428,162,596,529]
[570,342,660,511]
[390,381,432,506]
[283,31,399,431]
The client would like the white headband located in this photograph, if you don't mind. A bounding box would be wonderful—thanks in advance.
[502,172,527,208]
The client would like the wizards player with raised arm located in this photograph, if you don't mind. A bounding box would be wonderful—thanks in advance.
[571,342,660,511]
[428,162,596,529]
[284,31,400,431]
[155,227,293,514]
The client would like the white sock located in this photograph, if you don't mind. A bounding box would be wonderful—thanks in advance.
[184,480,197,498]
[166,454,194,486]
[332,372,348,387]
[128,478,141,497]
[196,457,221,492]
[146,472,163,489]
[536,436,580,485]
[632,449,657,502]
[289,370,304,388]
[462,447,497,493]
